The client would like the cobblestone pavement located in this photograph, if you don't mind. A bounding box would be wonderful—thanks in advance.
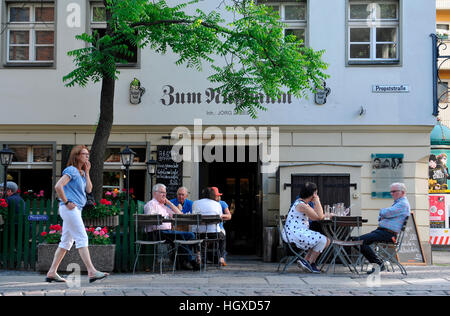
[1,256,450,296]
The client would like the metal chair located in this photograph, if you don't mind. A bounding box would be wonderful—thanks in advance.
[199,215,224,270]
[171,214,204,273]
[133,214,167,274]
[372,216,409,276]
[276,215,308,273]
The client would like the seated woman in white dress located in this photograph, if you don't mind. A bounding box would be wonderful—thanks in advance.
[282,182,331,273]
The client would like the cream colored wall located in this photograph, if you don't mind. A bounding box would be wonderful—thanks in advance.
[276,126,431,261]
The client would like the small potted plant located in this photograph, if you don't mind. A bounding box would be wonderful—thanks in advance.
[82,198,120,227]
[104,188,135,203]
[21,189,46,200]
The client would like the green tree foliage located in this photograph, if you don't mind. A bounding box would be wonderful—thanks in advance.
[64,0,328,117]
[62,0,328,199]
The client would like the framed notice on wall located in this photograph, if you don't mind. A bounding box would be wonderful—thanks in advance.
[371,153,404,198]
[429,149,450,194]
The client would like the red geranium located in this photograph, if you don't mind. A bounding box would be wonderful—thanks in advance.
[41,223,62,244]
[0,199,8,217]
[49,224,62,231]
[100,199,112,206]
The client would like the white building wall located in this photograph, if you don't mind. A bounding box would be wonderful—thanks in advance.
[0,0,436,127]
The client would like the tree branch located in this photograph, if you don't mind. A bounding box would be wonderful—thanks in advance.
[130,19,233,35]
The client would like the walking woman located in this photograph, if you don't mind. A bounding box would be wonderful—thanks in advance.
[281,182,331,273]
[45,145,109,283]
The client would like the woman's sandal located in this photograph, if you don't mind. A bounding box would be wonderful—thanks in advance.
[89,271,109,283]
[45,273,67,283]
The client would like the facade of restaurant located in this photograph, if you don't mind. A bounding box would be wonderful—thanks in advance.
[0,0,435,260]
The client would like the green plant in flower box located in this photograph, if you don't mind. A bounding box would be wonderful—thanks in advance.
[86,226,112,245]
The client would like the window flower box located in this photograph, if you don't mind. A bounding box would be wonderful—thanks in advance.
[82,199,120,227]
[83,215,119,228]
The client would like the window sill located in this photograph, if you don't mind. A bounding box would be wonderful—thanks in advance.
[3,62,55,68]
[347,60,400,66]
[117,63,140,69]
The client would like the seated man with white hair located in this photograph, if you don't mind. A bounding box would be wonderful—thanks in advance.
[144,183,200,270]
[357,182,410,274]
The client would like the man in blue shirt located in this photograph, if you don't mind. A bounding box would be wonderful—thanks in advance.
[358,183,410,274]
[169,187,193,214]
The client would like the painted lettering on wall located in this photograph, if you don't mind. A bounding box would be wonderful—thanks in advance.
[160,85,292,106]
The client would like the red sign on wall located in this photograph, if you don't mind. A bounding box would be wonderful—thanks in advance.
[429,195,446,222]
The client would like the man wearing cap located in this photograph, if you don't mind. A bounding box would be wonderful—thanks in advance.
[192,187,227,266]
[211,187,231,266]
[3,181,25,216]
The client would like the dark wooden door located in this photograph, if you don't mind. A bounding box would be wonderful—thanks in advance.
[290,174,351,209]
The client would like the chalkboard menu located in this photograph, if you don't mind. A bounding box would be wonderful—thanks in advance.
[156,145,183,200]
[398,213,426,265]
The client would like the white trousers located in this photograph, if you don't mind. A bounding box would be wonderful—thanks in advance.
[58,205,88,250]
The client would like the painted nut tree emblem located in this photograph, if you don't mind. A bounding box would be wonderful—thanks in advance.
[130,78,146,104]
[314,81,331,105]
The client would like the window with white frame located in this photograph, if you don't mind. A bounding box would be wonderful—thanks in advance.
[90,2,138,65]
[260,1,307,44]
[6,2,55,64]
[348,1,399,63]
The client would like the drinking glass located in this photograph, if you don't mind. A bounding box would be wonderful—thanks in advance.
[324,205,331,220]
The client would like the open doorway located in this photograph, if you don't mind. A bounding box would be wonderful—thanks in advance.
[199,146,262,256]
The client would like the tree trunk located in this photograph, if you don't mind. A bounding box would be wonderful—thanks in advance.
[90,76,115,201]
[90,1,116,201]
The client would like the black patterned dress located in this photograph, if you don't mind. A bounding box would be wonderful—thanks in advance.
[281,199,326,251]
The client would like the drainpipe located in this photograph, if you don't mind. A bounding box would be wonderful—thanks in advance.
[432,33,439,117]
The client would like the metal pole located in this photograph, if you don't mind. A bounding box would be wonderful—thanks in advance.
[150,174,154,198]
[126,166,130,206]
[2,165,7,199]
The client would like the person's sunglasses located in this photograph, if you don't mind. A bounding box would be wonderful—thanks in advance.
[390,190,400,193]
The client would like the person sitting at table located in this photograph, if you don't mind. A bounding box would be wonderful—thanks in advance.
[192,187,226,266]
[170,186,193,214]
[356,182,410,275]
[211,187,231,266]
[281,182,331,274]
[144,183,200,270]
